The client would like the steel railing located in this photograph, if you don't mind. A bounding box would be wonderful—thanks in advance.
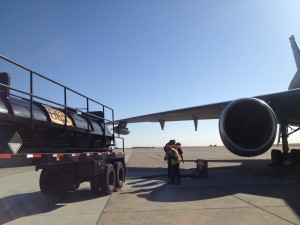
[0,54,120,148]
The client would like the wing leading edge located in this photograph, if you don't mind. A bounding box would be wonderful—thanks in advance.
[115,101,230,131]
[116,88,300,129]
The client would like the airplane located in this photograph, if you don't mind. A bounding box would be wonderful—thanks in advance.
[113,35,300,167]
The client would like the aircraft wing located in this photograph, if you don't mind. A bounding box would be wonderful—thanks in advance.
[114,88,300,158]
[113,35,300,163]
[115,101,230,126]
[115,89,300,128]
[114,35,300,132]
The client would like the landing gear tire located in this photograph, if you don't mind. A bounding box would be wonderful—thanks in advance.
[271,149,284,166]
[290,149,300,165]
[114,162,125,191]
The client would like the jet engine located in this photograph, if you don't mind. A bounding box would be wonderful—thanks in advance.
[219,98,277,157]
[114,125,131,135]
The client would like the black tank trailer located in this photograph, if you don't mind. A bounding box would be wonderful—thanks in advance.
[0,55,126,196]
[0,93,113,154]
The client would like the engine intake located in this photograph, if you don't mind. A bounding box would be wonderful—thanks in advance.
[219,98,277,157]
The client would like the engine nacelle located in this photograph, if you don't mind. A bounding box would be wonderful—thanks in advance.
[113,125,131,135]
[219,98,277,157]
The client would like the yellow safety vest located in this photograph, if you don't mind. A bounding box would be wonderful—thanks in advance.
[171,148,181,165]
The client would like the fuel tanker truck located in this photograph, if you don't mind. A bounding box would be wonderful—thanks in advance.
[0,55,127,196]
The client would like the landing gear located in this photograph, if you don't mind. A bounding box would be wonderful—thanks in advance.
[271,149,284,166]
[271,124,300,166]
[290,149,300,165]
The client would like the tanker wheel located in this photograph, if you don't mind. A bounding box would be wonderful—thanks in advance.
[90,174,102,195]
[90,164,115,195]
[114,162,125,191]
[100,164,116,195]
[39,169,64,195]
[69,182,80,191]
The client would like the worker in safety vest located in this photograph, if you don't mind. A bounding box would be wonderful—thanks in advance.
[175,142,184,163]
[167,145,182,185]
[164,140,176,179]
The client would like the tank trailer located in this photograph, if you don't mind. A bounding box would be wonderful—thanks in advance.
[0,55,125,196]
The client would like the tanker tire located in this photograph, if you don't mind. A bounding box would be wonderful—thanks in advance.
[100,164,115,195]
[114,162,125,191]
[90,175,102,195]
[40,169,64,195]
[70,182,80,191]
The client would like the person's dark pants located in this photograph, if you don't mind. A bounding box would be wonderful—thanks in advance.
[171,164,181,184]
[167,159,172,179]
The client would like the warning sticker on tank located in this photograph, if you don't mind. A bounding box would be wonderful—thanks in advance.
[45,107,73,126]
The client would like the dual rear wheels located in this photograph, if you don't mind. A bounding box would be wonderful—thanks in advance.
[39,161,125,196]
[90,162,125,195]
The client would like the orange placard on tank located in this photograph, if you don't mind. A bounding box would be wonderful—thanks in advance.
[45,107,73,127]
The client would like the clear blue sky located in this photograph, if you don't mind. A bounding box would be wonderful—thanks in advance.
[1,0,300,147]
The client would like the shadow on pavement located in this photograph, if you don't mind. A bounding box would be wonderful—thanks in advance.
[0,188,101,224]
[123,158,300,219]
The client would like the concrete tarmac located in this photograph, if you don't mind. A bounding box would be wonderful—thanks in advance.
[98,147,300,225]
[0,146,300,225]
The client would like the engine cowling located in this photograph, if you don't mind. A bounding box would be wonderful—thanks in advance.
[113,125,131,135]
[219,98,277,157]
